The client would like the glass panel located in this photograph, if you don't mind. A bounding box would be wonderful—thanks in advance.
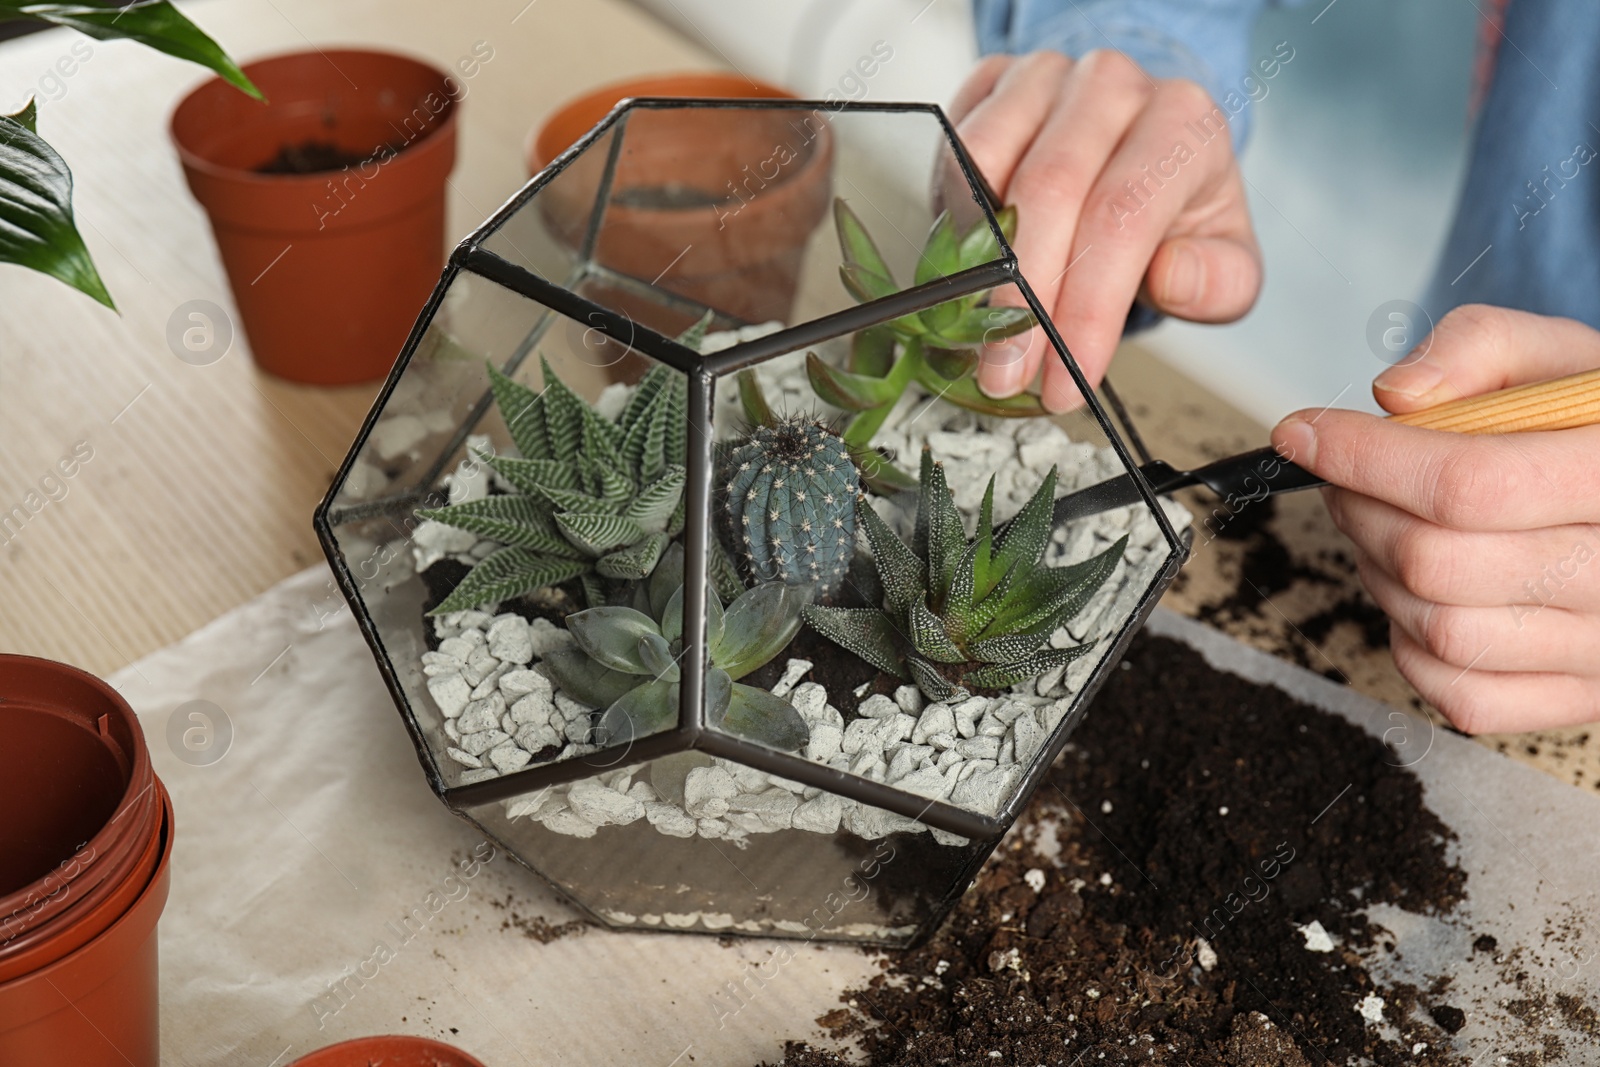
[324,273,692,786]
[477,105,1005,341]
[468,755,993,947]
[703,279,1187,820]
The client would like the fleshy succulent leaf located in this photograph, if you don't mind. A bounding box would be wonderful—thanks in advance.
[956,211,1003,267]
[598,679,677,746]
[660,582,724,652]
[719,684,810,751]
[802,606,907,679]
[427,547,589,615]
[914,450,966,593]
[921,345,978,382]
[566,606,661,675]
[540,648,640,709]
[554,512,645,556]
[990,535,1127,637]
[967,642,1094,690]
[486,363,551,462]
[623,465,686,531]
[935,305,1035,346]
[481,453,579,496]
[648,544,685,617]
[676,309,716,353]
[833,197,894,283]
[418,497,583,559]
[594,531,669,581]
[850,326,896,377]
[990,465,1059,590]
[805,351,899,411]
[852,447,919,496]
[855,494,927,614]
[715,583,807,680]
[907,657,960,702]
[737,369,775,428]
[538,356,586,465]
[907,598,965,663]
[839,263,897,304]
[968,628,1053,665]
[705,666,733,723]
[637,631,680,681]
[923,373,1050,418]
[914,211,960,287]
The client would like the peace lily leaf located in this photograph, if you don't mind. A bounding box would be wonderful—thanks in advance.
[0,114,112,308]
[6,1,262,100]
[6,98,37,133]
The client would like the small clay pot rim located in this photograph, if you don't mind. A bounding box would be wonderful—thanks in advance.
[0,655,154,939]
[286,1034,487,1067]
[528,70,799,175]
[170,47,458,189]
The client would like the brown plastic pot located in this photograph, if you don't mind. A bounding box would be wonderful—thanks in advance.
[0,656,156,949]
[171,49,459,385]
[0,779,173,1067]
[529,73,833,380]
[287,1035,487,1066]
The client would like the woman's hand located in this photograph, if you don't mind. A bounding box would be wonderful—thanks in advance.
[949,49,1262,410]
[1271,305,1600,733]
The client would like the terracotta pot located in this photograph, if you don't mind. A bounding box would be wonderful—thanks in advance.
[171,49,459,385]
[287,1035,487,1066]
[0,656,156,949]
[0,778,173,1067]
[529,73,834,380]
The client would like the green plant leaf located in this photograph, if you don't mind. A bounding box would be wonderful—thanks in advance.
[660,581,724,652]
[736,368,775,428]
[967,628,1053,665]
[907,657,959,702]
[0,114,112,308]
[991,535,1127,637]
[921,345,978,382]
[853,448,918,496]
[990,465,1059,589]
[594,531,669,580]
[427,547,589,615]
[567,606,661,674]
[705,665,733,723]
[537,356,587,465]
[907,598,965,663]
[542,648,640,709]
[966,642,1094,690]
[719,684,810,751]
[715,582,807,680]
[481,453,578,496]
[934,374,1051,418]
[850,326,897,378]
[7,1,262,100]
[710,539,747,604]
[647,543,686,617]
[580,404,627,473]
[676,309,716,352]
[535,485,613,516]
[623,465,685,531]
[598,678,677,746]
[856,494,927,614]
[417,497,582,558]
[935,305,1035,346]
[956,210,1002,267]
[555,511,646,556]
[802,605,906,679]
[6,98,37,133]
[637,631,680,681]
[833,197,895,283]
[486,363,552,462]
[805,351,899,411]
[839,263,898,304]
[915,211,961,286]
[914,450,966,595]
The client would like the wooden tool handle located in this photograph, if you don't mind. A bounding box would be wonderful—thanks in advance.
[1387,368,1600,434]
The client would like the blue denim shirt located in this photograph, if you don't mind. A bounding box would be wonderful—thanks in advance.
[973,0,1600,331]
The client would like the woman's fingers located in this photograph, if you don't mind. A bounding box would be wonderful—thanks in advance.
[1390,623,1600,735]
[1374,304,1600,414]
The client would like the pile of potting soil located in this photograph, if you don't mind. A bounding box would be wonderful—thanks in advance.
[762,633,1480,1066]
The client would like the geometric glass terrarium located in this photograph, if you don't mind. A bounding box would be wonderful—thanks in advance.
[315,99,1188,948]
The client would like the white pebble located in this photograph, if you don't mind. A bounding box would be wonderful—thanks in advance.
[1298,921,1335,953]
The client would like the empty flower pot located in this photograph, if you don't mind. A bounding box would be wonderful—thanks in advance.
[0,656,174,1067]
[287,1035,487,1066]
[171,49,459,384]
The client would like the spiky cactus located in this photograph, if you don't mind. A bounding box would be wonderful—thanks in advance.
[542,546,811,751]
[418,357,688,614]
[805,449,1127,701]
[723,418,859,594]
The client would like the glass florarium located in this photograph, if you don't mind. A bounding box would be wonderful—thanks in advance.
[316,99,1190,948]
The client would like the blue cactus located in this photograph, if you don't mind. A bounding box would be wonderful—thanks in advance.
[724,418,859,594]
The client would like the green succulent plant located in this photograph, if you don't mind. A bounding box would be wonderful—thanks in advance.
[419,357,689,614]
[805,449,1127,701]
[742,198,1044,493]
[542,546,811,751]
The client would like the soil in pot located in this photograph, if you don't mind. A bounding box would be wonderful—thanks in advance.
[759,632,1536,1066]
[255,138,406,175]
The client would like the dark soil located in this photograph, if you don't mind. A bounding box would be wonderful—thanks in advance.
[764,633,1476,1066]
[418,557,582,653]
[255,138,399,174]
[743,621,894,719]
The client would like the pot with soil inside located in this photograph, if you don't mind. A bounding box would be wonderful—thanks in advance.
[170,49,459,385]
[316,100,1188,948]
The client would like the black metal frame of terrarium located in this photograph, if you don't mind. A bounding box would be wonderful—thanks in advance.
[315,97,1189,947]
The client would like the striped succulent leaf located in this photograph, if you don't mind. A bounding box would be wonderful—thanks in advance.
[428,547,590,616]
